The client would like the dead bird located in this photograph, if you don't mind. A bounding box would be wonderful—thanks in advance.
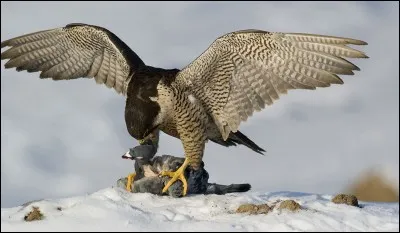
[122,139,158,190]
[120,144,251,198]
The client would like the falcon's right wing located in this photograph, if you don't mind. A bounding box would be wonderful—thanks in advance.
[1,23,146,96]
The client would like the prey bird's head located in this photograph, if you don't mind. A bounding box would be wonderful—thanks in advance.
[121,144,157,161]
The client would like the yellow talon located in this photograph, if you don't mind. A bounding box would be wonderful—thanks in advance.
[126,173,136,192]
[161,158,190,196]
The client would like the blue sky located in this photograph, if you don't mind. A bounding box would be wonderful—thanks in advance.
[1,1,398,207]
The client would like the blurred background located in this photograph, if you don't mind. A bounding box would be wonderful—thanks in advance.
[1,1,398,207]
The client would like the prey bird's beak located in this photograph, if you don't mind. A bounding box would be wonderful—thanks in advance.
[121,151,134,160]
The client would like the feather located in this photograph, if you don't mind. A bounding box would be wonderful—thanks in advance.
[1,23,146,96]
[177,29,368,136]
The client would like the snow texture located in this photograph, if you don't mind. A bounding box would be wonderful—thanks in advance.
[1,187,398,232]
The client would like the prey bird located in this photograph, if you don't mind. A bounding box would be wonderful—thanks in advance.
[0,23,368,196]
[120,143,251,197]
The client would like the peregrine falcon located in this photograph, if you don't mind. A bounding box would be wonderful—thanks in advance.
[1,23,368,196]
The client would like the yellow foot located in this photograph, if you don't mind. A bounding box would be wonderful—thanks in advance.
[160,158,190,196]
[126,173,136,192]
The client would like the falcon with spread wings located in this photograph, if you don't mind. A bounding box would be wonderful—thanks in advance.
[1,23,368,196]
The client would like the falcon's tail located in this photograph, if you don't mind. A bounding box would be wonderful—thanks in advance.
[209,130,266,155]
[229,131,266,155]
[205,183,251,195]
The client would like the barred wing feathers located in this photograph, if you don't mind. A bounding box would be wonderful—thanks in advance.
[176,30,368,140]
[1,23,145,96]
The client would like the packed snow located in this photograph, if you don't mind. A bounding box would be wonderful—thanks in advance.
[1,187,398,232]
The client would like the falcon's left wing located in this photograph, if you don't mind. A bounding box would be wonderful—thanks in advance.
[175,30,368,140]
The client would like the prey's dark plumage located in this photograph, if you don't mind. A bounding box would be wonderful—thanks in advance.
[120,144,251,197]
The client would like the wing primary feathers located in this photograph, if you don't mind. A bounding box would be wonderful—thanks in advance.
[176,29,368,138]
[1,23,148,96]
[284,33,368,45]
[1,29,59,48]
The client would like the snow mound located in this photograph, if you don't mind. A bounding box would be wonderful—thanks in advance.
[1,187,398,232]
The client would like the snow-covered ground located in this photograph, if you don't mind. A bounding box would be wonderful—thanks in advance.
[1,187,398,232]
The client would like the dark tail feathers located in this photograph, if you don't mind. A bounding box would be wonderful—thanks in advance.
[209,131,266,155]
[205,183,251,195]
[229,131,266,155]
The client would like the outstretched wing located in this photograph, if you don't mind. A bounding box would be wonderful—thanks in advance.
[1,23,145,96]
[176,30,368,140]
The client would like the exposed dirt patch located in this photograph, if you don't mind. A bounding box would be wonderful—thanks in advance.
[277,200,301,212]
[256,204,272,214]
[236,199,301,215]
[236,204,258,214]
[236,203,272,215]
[331,194,359,207]
[24,206,44,222]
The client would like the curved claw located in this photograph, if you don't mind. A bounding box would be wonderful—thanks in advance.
[161,158,190,196]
